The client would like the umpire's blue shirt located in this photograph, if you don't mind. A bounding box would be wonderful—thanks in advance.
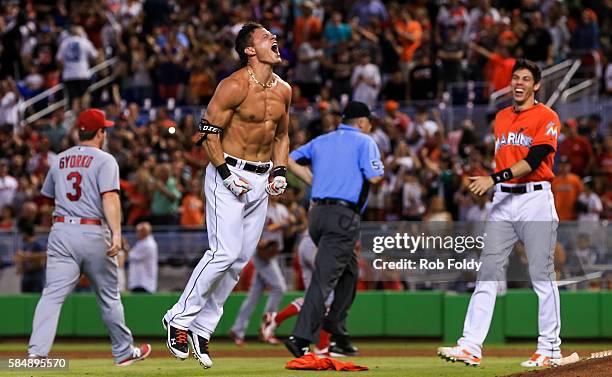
[290,124,384,210]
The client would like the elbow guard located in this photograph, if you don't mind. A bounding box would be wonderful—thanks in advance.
[192,119,223,146]
[524,145,554,170]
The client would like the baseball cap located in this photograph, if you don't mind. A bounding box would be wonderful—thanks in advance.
[342,101,372,120]
[77,109,114,132]
[565,118,578,128]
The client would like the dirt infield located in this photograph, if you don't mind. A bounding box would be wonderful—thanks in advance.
[506,355,612,377]
[1,346,610,359]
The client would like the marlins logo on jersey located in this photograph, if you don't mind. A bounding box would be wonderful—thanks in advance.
[494,129,533,153]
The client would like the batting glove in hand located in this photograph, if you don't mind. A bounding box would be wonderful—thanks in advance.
[223,174,251,197]
[266,176,287,196]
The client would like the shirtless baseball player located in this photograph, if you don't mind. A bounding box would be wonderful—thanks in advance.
[163,22,291,369]
[28,109,151,366]
[438,59,562,367]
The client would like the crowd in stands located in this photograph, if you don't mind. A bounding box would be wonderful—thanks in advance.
[0,1,611,291]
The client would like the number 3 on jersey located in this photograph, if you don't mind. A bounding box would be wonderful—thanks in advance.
[66,171,82,201]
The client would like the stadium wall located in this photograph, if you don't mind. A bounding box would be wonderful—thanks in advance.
[1,290,610,341]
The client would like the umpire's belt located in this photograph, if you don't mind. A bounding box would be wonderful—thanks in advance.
[54,216,102,225]
[312,198,359,213]
[498,184,543,194]
[225,156,271,174]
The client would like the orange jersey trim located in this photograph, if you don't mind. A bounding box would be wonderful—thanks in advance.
[493,103,560,183]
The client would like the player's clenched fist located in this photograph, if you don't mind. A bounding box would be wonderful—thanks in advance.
[223,174,252,197]
[266,165,288,196]
[266,176,287,196]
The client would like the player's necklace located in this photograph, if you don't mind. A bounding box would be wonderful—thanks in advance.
[247,67,276,89]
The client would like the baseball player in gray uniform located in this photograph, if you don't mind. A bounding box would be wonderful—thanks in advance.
[229,197,289,345]
[27,109,151,366]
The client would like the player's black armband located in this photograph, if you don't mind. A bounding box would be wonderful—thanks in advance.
[271,166,287,177]
[216,163,231,180]
[524,145,554,170]
[194,119,223,146]
[490,168,514,184]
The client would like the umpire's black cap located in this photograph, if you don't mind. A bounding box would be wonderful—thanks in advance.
[342,101,372,120]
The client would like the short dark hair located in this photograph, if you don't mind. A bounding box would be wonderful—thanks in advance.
[512,59,542,84]
[235,22,263,67]
[78,128,100,141]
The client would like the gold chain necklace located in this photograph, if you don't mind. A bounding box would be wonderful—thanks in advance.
[247,67,276,89]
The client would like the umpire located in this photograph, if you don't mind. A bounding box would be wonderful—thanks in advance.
[284,101,383,357]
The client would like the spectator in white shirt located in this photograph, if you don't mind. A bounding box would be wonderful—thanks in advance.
[351,51,381,110]
[56,26,99,112]
[128,222,158,293]
[0,160,18,210]
[0,78,21,131]
[577,179,603,222]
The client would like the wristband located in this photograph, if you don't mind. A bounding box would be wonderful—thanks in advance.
[271,166,287,177]
[490,168,513,184]
[216,163,231,180]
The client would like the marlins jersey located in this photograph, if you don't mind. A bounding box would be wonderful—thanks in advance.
[493,103,561,183]
[41,145,120,219]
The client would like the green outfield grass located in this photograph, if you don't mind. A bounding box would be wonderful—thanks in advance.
[1,341,610,376]
[0,356,527,377]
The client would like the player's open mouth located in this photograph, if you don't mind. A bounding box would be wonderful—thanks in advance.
[514,88,524,96]
[271,43,279,54]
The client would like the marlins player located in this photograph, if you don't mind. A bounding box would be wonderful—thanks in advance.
[163,22,290,369]
[438,59,563,367]
[28,109,151,366]
[229,196,289,346]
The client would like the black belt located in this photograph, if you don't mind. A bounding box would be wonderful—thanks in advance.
[312,198,360,213]
[225,156,271,174]
[500,184,543,194]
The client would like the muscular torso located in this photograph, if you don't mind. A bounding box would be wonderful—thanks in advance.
[221,69,289,162]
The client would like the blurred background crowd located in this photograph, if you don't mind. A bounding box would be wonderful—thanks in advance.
[0,0,610,293]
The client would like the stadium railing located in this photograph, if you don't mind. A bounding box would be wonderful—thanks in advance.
[18,57,119,126]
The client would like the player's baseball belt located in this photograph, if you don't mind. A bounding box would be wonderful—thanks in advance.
[53,216,102,225]
[225,156,271,174]
[499,184,543,194]
[312,198,360,213]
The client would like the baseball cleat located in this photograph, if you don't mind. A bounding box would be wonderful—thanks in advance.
[284,336,310,358]
[314,346,330,356]
[116,344,151,366]
[163,318,189,360]
[188,332,213,369]
[520,353,560,367]
[328,335,358,357]
[437,346,481,366]
[228,329,246,347]
[260,312,279,345]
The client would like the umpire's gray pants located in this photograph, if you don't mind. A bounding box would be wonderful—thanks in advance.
[230,254,287,338]
[28,223,133,362]
[293,204,360,343]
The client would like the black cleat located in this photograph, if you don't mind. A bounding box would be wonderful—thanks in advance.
[284,336,310,358]
[188,332,213,369]
[328,335,358,357]
[163,318,189,360]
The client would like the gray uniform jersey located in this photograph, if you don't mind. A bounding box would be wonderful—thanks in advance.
[41,146,120,218]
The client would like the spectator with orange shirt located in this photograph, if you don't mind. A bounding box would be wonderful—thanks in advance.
[180,179,205,227]
[469,42,515,92]
[0,206,13,230]
[552,157,583,220]
[293,2,322,48]
[558,118,594,176]
[394,7,422,73]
